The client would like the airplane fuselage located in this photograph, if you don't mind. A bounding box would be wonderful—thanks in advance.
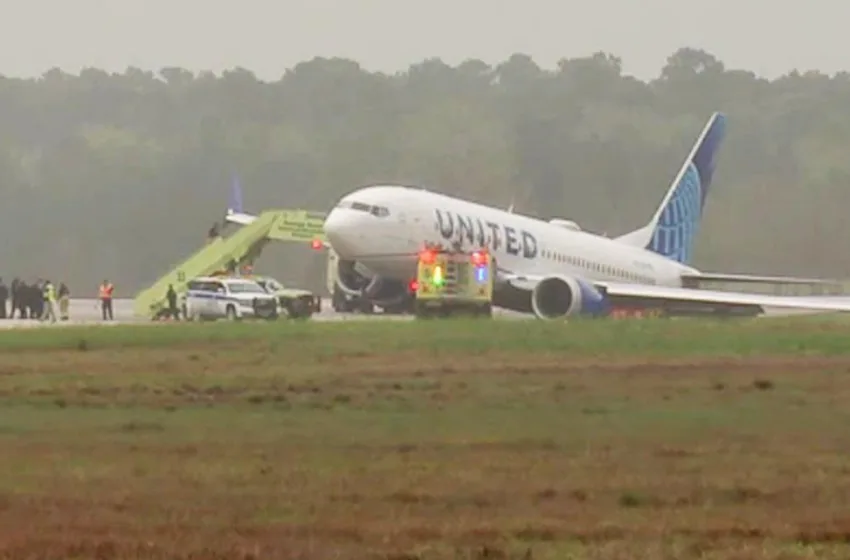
[323,186,699,297]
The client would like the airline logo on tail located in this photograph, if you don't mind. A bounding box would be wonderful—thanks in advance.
[647,112,727,265]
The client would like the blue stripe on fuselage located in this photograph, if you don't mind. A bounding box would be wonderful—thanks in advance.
[186,291,241,302]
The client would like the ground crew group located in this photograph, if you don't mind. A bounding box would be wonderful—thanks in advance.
[0,278,70,322]
[0,278,115,322]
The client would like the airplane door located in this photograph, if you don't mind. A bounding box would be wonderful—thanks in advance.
[390,208,411,245]
[396,209,421,250]
[392,200,419,252]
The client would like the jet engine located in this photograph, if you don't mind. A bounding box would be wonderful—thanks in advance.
[530,275,609,319]
[335,259,411,308]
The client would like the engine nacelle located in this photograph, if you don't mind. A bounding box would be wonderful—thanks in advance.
[335,259,410,308]
[335,259,372,296]
[548,219,581,231]
[530,275,609,319]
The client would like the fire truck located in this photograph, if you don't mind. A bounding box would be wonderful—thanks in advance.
[412,244,495,318]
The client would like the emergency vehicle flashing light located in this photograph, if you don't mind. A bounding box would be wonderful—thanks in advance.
[408,279,419,292]
[419,249,436,264]
[311,239,323,250]
[471,250,488,265]
[432,265,444,286]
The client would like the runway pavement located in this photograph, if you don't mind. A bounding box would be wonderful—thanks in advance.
[0,298,836,329]
[0,298,443,328]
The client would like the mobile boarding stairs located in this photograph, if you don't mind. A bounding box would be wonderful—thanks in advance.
[133,209,326,320]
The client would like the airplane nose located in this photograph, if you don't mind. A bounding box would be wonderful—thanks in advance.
[323,209,361,258]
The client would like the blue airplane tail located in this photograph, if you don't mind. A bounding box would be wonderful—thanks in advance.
[615,112,727,265]
[229,172,244,214]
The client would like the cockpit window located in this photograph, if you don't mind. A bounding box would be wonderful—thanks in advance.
[336,200,390,218]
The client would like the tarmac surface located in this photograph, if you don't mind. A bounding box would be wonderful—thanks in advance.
[0,297,833,329]
[0,298,526,328]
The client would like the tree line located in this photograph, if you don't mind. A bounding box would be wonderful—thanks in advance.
[1,47,849,295]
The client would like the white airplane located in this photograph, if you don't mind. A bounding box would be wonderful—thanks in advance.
[229,112,850,319]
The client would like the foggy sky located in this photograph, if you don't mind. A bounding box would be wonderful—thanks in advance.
[2,0,849,80]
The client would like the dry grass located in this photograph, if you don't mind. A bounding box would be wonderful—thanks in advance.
[1,320,850,558]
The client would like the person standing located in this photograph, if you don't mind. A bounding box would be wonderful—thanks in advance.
[22,280,34,319]
[0,278,7,319]
[15,280,28,319]
[58,282,70,321]
[29,280,42,319]
[166,284,179,320]
[99,279,114,320]
[9,278,19,319]
[207,222,220,243]
[41,280,57,323]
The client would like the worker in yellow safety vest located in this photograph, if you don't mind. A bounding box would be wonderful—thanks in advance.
[99,280,114,320]
[41,280,57,323]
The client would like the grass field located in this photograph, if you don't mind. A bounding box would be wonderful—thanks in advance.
[2,317,850,559]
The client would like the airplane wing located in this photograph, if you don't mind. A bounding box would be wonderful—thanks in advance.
[499,271,850,314]
[599,282,850,313]
[681,272,844,286]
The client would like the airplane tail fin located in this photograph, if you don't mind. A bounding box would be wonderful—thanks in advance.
[223,172,258,226]
[615,112,727,265]
[228,171,244,214]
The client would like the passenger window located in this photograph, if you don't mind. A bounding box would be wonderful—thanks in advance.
[371,206,389,218]
[187,281,201,291]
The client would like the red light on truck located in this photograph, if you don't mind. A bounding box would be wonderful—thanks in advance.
[471,250,488,265]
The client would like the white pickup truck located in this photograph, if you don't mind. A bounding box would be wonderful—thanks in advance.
[249,275,321,319]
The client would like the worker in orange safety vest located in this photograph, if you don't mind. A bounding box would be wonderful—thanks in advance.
[99,279,114,320]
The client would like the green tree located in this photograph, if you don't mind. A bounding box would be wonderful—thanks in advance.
[1,48,850,293]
